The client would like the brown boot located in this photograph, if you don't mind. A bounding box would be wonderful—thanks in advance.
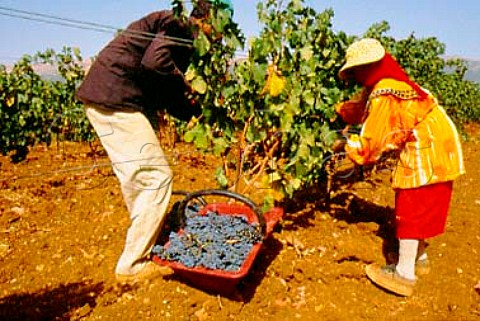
[365,264,416,297]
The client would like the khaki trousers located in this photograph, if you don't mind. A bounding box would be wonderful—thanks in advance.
[85,104,173,275]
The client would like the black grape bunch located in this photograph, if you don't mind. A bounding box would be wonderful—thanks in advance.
[153,204,263,271]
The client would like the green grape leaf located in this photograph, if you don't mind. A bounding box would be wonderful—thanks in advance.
[191,76,208,94]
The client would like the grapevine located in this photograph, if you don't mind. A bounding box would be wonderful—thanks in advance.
[0,47,94,162]
[0,0,478,197]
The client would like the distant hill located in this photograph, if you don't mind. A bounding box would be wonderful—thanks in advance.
[3,57,479,83]
[4,59,92,82]
[465,59,480,83]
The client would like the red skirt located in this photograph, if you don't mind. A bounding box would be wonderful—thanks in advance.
[395,181,454,239]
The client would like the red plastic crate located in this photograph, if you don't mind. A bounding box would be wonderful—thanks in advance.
[152,203,283,294]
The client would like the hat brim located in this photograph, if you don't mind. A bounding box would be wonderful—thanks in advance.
[338,48,385,80]
[338,62,369,80]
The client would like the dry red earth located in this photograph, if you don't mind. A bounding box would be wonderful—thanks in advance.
[1,124,479,321]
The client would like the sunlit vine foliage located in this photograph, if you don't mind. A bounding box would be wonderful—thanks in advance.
[1,0,478,205]
[0,47,93,162]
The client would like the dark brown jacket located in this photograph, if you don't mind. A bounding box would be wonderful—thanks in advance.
[76,10,200,120]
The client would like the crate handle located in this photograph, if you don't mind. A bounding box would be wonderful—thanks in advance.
[176,189,266,235]
[172,190,207,206]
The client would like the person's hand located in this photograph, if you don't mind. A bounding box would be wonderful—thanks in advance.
[335,101,366,125]
[332,138,346,154]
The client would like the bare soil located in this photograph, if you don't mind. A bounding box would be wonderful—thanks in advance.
[1,124,479,321]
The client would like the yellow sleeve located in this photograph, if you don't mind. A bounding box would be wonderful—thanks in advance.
[345,96,407,165]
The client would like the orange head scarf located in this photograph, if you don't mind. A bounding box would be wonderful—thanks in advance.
[355,53,428,99]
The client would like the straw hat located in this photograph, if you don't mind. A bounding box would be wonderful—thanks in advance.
[338,38,386,79]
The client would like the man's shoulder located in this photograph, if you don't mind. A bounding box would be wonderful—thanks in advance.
[136,10,173,25]
[141,10,190,33]
[143,9,175,19]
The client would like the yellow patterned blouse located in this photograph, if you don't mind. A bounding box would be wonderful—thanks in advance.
[343,78,465,189]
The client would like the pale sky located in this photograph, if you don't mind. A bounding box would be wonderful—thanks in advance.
[0,0,479,64]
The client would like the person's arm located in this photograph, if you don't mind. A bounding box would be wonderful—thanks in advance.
[345,95,407,165]
[142,37,180,72]
[335,89,369,125]
[141,36,192,89]
[141,33,201,120]
[139,10,194,92]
